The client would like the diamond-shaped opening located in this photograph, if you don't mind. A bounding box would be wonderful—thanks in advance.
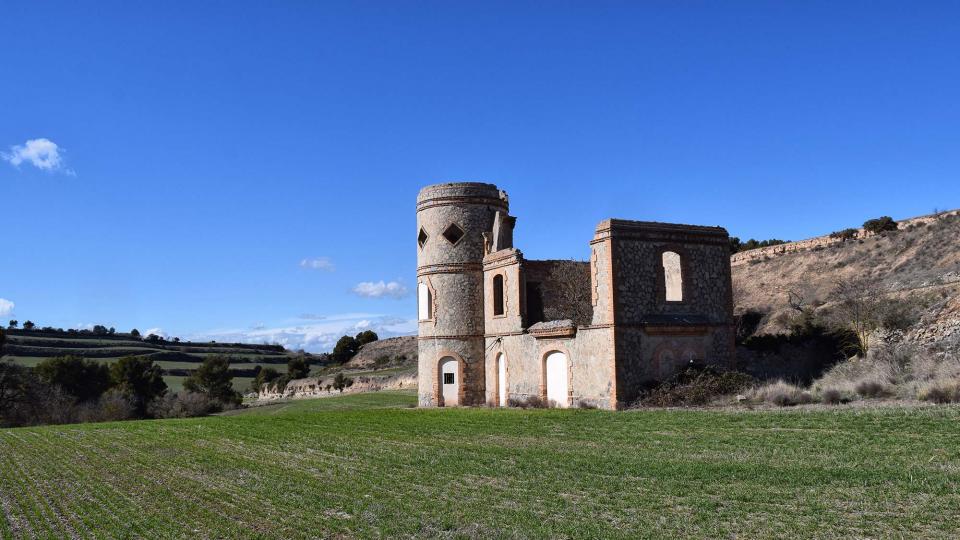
[418,228,429,249]
[442,223,464,245]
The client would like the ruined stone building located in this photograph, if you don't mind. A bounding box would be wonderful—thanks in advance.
[416,182,735,410]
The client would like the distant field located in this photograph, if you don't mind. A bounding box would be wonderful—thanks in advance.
[2,330,297,394]
[1,392,958,538]
[2,357,268,394]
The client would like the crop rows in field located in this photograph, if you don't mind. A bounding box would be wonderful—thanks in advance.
[2,393,959,538]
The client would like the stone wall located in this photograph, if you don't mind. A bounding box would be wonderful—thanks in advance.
[484,326,615,409]
[417,182,507,407]
[606,223,732,325]
[482,249,525,337]
[599,220,735,405]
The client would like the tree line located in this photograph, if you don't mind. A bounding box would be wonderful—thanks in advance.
[7,320,174,342]
[0,350,247,428]
[732,216,900,254]
[250,330,378,395]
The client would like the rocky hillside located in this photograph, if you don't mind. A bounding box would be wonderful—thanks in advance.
[256,336,418,401]
[732,210,960,351]
[345,336,417,369]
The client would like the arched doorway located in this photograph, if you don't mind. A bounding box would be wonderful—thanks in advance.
[439,357,459,406]
[496,353,507,407]
[545,351,569,408]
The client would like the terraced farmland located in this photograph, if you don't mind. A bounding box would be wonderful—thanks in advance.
[1,330,300,393]
[1,392,959,538]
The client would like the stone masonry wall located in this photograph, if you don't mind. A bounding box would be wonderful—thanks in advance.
[612,239,732,324]
[417,182,507,407]
[522,260,593,326]
[603,220,735,405]
[484,326,615,409]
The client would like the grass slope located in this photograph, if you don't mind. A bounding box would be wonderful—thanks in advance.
[1,392,959,538]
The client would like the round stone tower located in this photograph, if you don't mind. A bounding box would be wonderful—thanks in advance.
[416,182,508,407]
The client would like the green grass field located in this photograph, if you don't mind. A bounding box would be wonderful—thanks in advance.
[1,392,959,538]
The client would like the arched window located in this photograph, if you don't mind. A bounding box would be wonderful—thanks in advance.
[662,251,683,302]
[418,281,432,320]
[492,274,504,316]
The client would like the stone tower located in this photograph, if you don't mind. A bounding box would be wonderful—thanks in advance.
[416,182,507,406]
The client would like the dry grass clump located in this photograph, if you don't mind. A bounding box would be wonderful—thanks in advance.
[811,344,960,403]
[812,358,901,400]
[746,380,813,406]
[917,379,960,403]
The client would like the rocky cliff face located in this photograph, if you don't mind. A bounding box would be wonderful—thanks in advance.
[258,372,416,401]
[732,210,960,350]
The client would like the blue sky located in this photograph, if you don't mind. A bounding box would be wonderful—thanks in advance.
[2,1,958,351]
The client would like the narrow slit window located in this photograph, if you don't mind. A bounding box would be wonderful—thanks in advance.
[418,282,432,320]
[493,274,505,316]
[418,228,428,249]
[662,251,683,302]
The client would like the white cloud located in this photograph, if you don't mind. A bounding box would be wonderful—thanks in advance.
[2,138,74,174]
[297,313,326,320]
[300,257,335,271]
[352,280,409,299]
[144,327,168,338]
[190,313,416,353]
[0,298,14,318]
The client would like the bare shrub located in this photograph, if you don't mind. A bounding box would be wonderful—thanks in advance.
[854,380,894,398]
[638,367,755,407]
[830,278,885,356]
[910,354,960,383]
[507,397,527,408]
[77,389,137,423]
[746,381,812,406]
[526,396,548,409]
[149,391,222,419]
[28,385,79,426]
[507,396,548,409]
[819,388,848,405]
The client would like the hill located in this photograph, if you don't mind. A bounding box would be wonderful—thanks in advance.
[344,335,417,369]
[732,210,960,351]
[0,329,302,392]
[255,336,418,400]
[1,391,958,537]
